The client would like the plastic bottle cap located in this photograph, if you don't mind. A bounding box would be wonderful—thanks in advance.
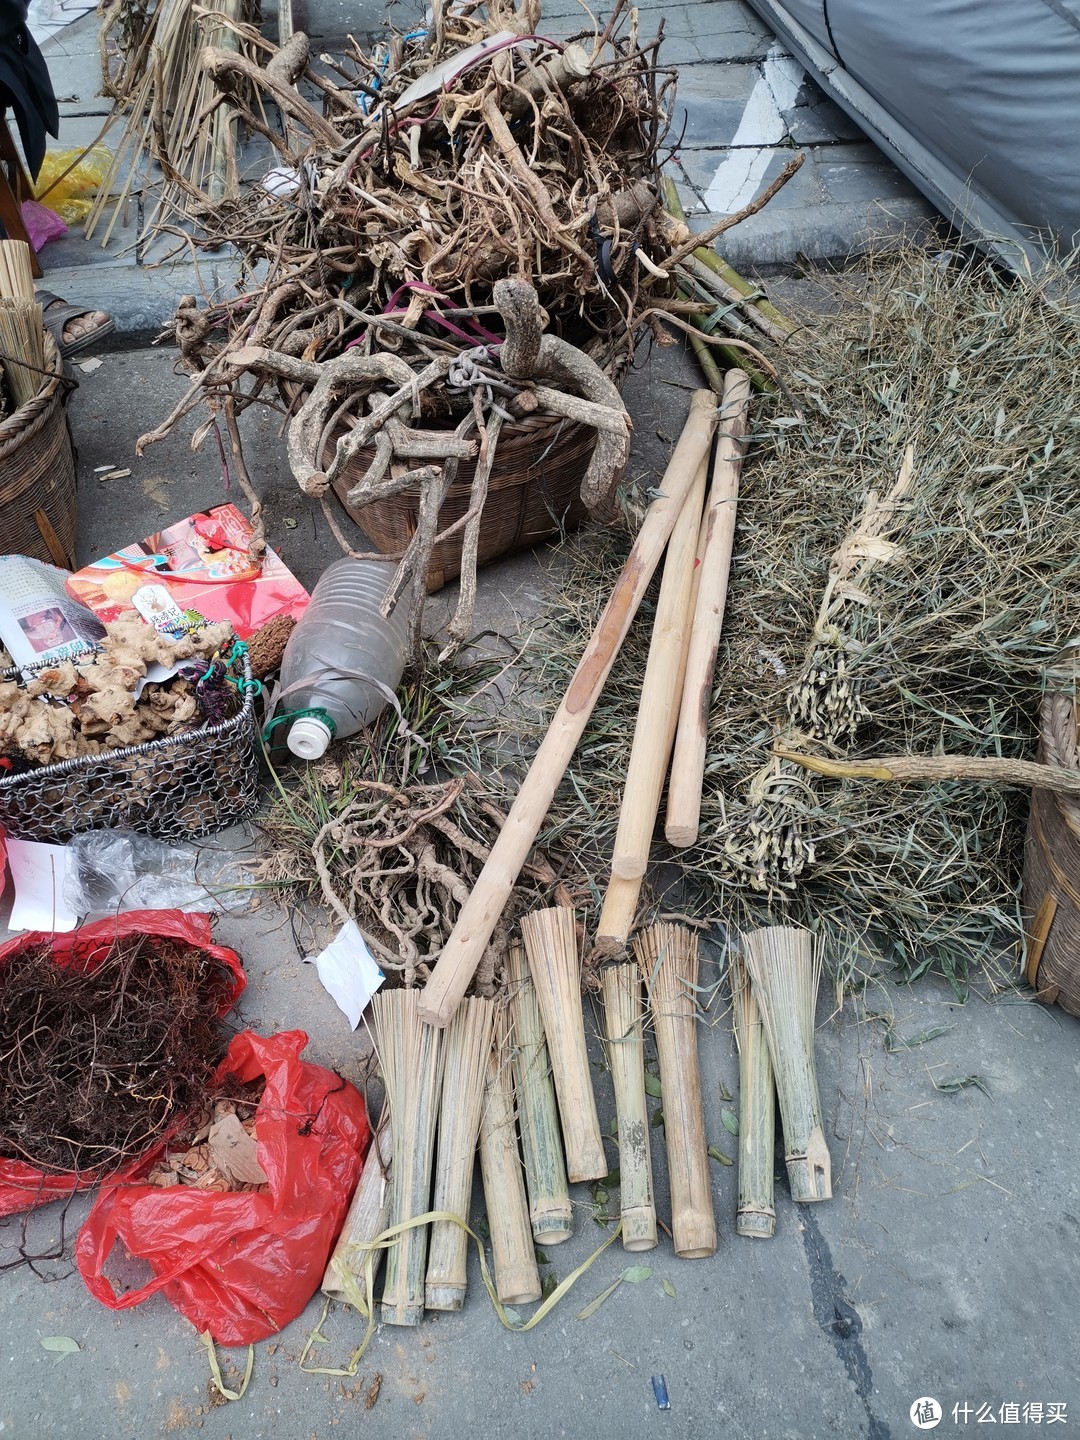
[287,715,334,760]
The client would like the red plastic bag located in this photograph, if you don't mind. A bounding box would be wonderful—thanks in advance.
[75,1029,370,1345]
[0,911,245,1219]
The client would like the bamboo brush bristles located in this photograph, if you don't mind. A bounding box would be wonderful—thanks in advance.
[372,988,445,1325]
[479,1005,541,1306]
[634,922,716,1259]
[0,299,45,409]
[731,951,776,1238]
[0,241,35,300]
[519,907,607,1183]
[322,1109,392,1313]
[506,940,573,1244]
[426,996,495,1311]
[601,963,656,1252]
[741,926,831,1202]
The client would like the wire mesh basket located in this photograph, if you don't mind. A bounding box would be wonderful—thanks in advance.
[0,652,260,843]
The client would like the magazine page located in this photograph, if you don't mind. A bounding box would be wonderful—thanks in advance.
[0,556,106,671]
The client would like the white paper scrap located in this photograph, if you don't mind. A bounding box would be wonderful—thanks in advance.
[6,838,79,933]
[304,919,384,1029]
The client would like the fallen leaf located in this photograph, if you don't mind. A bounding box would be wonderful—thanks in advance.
[721,1108,739,1136]
[284,517,298,529]
[40,1336,80,1356]
[621,1265,652,1283]
[708,1145,733,1166]
[662,1278,676,1299]
[643,1073,662,1099]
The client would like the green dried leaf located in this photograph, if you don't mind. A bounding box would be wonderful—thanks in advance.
[884,1024,953,1052]
[541,1271,559,1301]
[577,1275,624,1320]
[621,1265,652,1283]
[40,1337,80,1356]
[934,1073,991,1097]
[593,1187,610,1206]
[721,1108,739,1136]
[662,1278,677,1299]
[717,1082,733,1102]
[643,1073,663,1099]
[650,1108,664,1128]
[535,1250,550,1266]
[708,1145,733,1166]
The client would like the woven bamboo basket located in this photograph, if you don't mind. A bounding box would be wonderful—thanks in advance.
[0,332,77,568]
[1021,690,1080,1014]
[329,409,596,592]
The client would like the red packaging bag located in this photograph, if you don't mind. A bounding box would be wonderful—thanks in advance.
[76,1030,371,1345]
[0,910,245,1219]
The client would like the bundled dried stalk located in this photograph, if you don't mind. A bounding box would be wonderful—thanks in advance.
[506,939,572,1245]
[372,989,445,1326]
[600,963,656,1253]
[730,950,776,1238]
[634,922,715,1259]
[741,926,831,1203]
[322,1108,392,1314]
[479,1004,540,1306]
[519,907,606,1184]
[426,996,495,1311]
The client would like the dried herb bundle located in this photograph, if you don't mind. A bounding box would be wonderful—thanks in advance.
[0,934,237,1178]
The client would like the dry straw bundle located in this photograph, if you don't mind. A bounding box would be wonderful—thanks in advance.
[526,249,1080,992]
[322,1110,392,1314]
[479,1004,541,1306]
[0,241,44,411]
[730,950,776,1238]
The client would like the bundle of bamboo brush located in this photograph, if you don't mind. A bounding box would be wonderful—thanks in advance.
[0,240,45,411]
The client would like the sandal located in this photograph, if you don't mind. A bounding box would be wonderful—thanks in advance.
[35,289,116,360]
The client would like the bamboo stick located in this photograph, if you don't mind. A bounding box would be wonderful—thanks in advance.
[507,939,573,1244]
[595,506,709,954]
[742,926,831,1203]
[420,389,719,1028]
[601,964,656,1252]
[519,907,607,1183]
[425,997,495,1310]
[372,989,446,1325]
[611,456,708,880]
[321,1109,392,1311]
[730,951,776,1238]
[479,1007,541,1306]
[634,923,715,1258]
[207,0,242,203]
[667,370,753,847]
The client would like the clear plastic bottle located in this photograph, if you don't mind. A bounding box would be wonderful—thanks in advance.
[275,559,410,760]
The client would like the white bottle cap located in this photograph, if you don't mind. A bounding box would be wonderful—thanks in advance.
[286,715,334,760]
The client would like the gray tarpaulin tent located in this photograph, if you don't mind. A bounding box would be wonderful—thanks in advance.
[743,0,1080,269]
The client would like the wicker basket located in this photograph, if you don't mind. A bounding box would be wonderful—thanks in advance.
[1021,691,1080,1014]
[0,654,260,843]
[329,409,597,591]
[0,332,77,569]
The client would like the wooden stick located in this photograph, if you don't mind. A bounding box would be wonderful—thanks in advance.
[731,952,776,1239]
[507,939,573,1244]
[775,747,1080,799]
[601,964,656,1252]
[663,154,805,268]
[373,989,445,1325]
[479,1007,541,1306]
[634,923,715,1259]
[742,926,831,1203]
[611,457,708,880]
[667,370,752,847]
[419,389,719,1027]
[519,907,607,1183]
[426,997,496,1311]
[321,1109,391,1311]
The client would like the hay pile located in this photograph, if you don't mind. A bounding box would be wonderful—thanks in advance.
[529,249,1080,990]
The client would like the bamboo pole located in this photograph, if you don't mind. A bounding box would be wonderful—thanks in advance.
[610,456,708,880]
[507,939,573,1244]
[426,997,496,1311]
[519,907,607,1183]
[479,1007,541,1306]
[321,1109,392,1311]
[373,989,446,1325]
[420,389,719,1028]
[634,923,715,1258]
[601,964,656,1252]
[730,952,776,1238]
[667,370,753,847]
[742,926,831,1203]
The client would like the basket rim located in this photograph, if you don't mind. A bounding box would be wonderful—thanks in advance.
[0,651,257,793]
[0,331,65,460]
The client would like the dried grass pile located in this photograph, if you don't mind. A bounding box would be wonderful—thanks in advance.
[0,933,237,1179]
[529,249,1080,990]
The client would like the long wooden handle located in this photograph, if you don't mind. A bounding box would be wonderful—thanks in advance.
[610,458,707,880]
[419,389,719,1027]
[666,370,752,847]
